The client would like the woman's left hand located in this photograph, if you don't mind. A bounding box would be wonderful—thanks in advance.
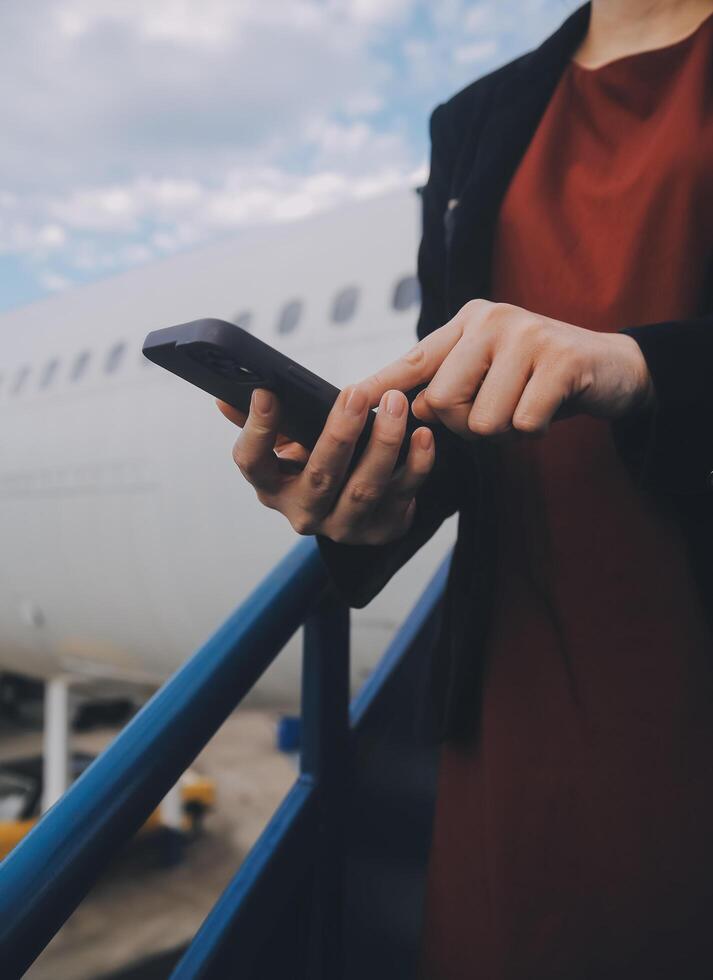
[356,299,654,440]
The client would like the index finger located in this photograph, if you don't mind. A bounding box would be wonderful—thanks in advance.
[355,311,465,407]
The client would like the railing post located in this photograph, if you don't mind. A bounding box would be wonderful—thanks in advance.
[301,587,350,979]
[42,675,71,812]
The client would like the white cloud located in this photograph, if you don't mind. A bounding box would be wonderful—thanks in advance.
[39,271,71,292]
[462,6,494,33]
[453,39,499,65]
[0,0,579,308]
[337,0,412,25]
[36,224,67,248]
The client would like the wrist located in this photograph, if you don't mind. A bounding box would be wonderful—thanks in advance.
[620,333,655,414]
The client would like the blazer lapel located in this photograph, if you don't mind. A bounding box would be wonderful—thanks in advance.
[446,3,592,315]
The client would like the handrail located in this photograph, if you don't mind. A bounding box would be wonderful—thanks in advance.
[0,537,332,977]
[171,554,451,978]
[0,534,451,979]
[171,591,351,979]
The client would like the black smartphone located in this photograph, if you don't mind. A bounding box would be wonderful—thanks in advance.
[142,318,429,470]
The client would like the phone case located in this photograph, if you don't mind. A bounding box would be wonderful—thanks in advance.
[142,318,425,469]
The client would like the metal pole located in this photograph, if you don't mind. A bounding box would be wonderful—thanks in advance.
[42,676,71,812]
[301,590,350,980]
[162,782,183,831]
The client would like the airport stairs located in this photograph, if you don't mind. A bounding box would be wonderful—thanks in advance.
[0,537,450,979]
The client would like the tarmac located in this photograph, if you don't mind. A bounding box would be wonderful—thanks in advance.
[0,708,295,979]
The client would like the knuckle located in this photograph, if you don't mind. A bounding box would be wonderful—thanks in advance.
[464,297,489,317]
[463,299,508,338]
[326,524,350,544]
[375,426,403,450]
[323,427,355,455]
[513,412,546,434]
[480,300,505,326]
[361,529,387,545]
[467,413,503,437]
[255,488,275,508]
[369,369,390,392]
[232,443,251,475]
[423,387,450,411]
[520,314,547,346]
[403,343,426,367]
[304,465,336,495]
[347,481,381,507]
[291,512,319,536]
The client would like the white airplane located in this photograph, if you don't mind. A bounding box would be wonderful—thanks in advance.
[0,188,456,804]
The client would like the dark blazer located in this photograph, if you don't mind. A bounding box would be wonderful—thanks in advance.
[317,1,713,742]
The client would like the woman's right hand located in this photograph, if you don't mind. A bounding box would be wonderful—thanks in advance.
[217,385,436,545]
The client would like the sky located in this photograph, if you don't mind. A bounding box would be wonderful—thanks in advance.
[0,0,578,312]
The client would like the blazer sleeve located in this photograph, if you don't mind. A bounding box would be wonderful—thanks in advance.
[613,306,713,497]
[315,102,472,608]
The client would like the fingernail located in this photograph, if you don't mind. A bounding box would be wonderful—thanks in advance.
[385,390,405,417]
[344,386,367,416]
[253,389,272,415]
[418,429,433,450]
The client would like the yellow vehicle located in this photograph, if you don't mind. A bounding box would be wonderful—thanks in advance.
[0,752,215,861]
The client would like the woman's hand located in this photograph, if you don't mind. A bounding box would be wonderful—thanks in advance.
[356,299,654,440]
[217,386,435,545]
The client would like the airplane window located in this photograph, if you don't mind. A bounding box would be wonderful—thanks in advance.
[40,358,59,389]
[71,350,91,382]
[12,366,30,395]
[105,341,126,374]
[233,311,253,332]
[392,275,421,312]
[331,286,359,325]
[276,299,302,335]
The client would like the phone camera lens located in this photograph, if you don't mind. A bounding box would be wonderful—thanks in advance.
[188,344,261,384]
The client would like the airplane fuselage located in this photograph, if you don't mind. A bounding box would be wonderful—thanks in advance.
[0,190,456,702]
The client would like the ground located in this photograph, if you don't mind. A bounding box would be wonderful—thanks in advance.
[0,708,295,980]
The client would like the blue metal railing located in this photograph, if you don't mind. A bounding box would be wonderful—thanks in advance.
[0,536,450,979]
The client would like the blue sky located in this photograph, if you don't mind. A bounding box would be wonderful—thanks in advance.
[0,0,578,312]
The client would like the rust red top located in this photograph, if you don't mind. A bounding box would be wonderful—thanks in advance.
[420,13,713,980]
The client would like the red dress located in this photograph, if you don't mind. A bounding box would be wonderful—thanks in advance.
[419,14,713,980]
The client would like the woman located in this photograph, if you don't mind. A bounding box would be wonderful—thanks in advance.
[218,1,713,975]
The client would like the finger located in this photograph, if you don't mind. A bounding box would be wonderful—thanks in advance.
[293,385,370,520]
[356,309,468,407]
[327,389,409,528]
[218,395,297,453]
[512,366,568,435]
[276,442,310,466]
[323,425,433,544]
[232,388,282,490]
[411,387,440,422]
[415,332,491,437]
[468,346,532,437]
[276,441,310,477]
[217,398,247,427]
[389,427,436,500]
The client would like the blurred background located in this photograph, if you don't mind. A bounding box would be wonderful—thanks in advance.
[0,2,576,977]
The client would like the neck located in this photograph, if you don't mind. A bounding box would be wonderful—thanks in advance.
[574,0,713,68]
